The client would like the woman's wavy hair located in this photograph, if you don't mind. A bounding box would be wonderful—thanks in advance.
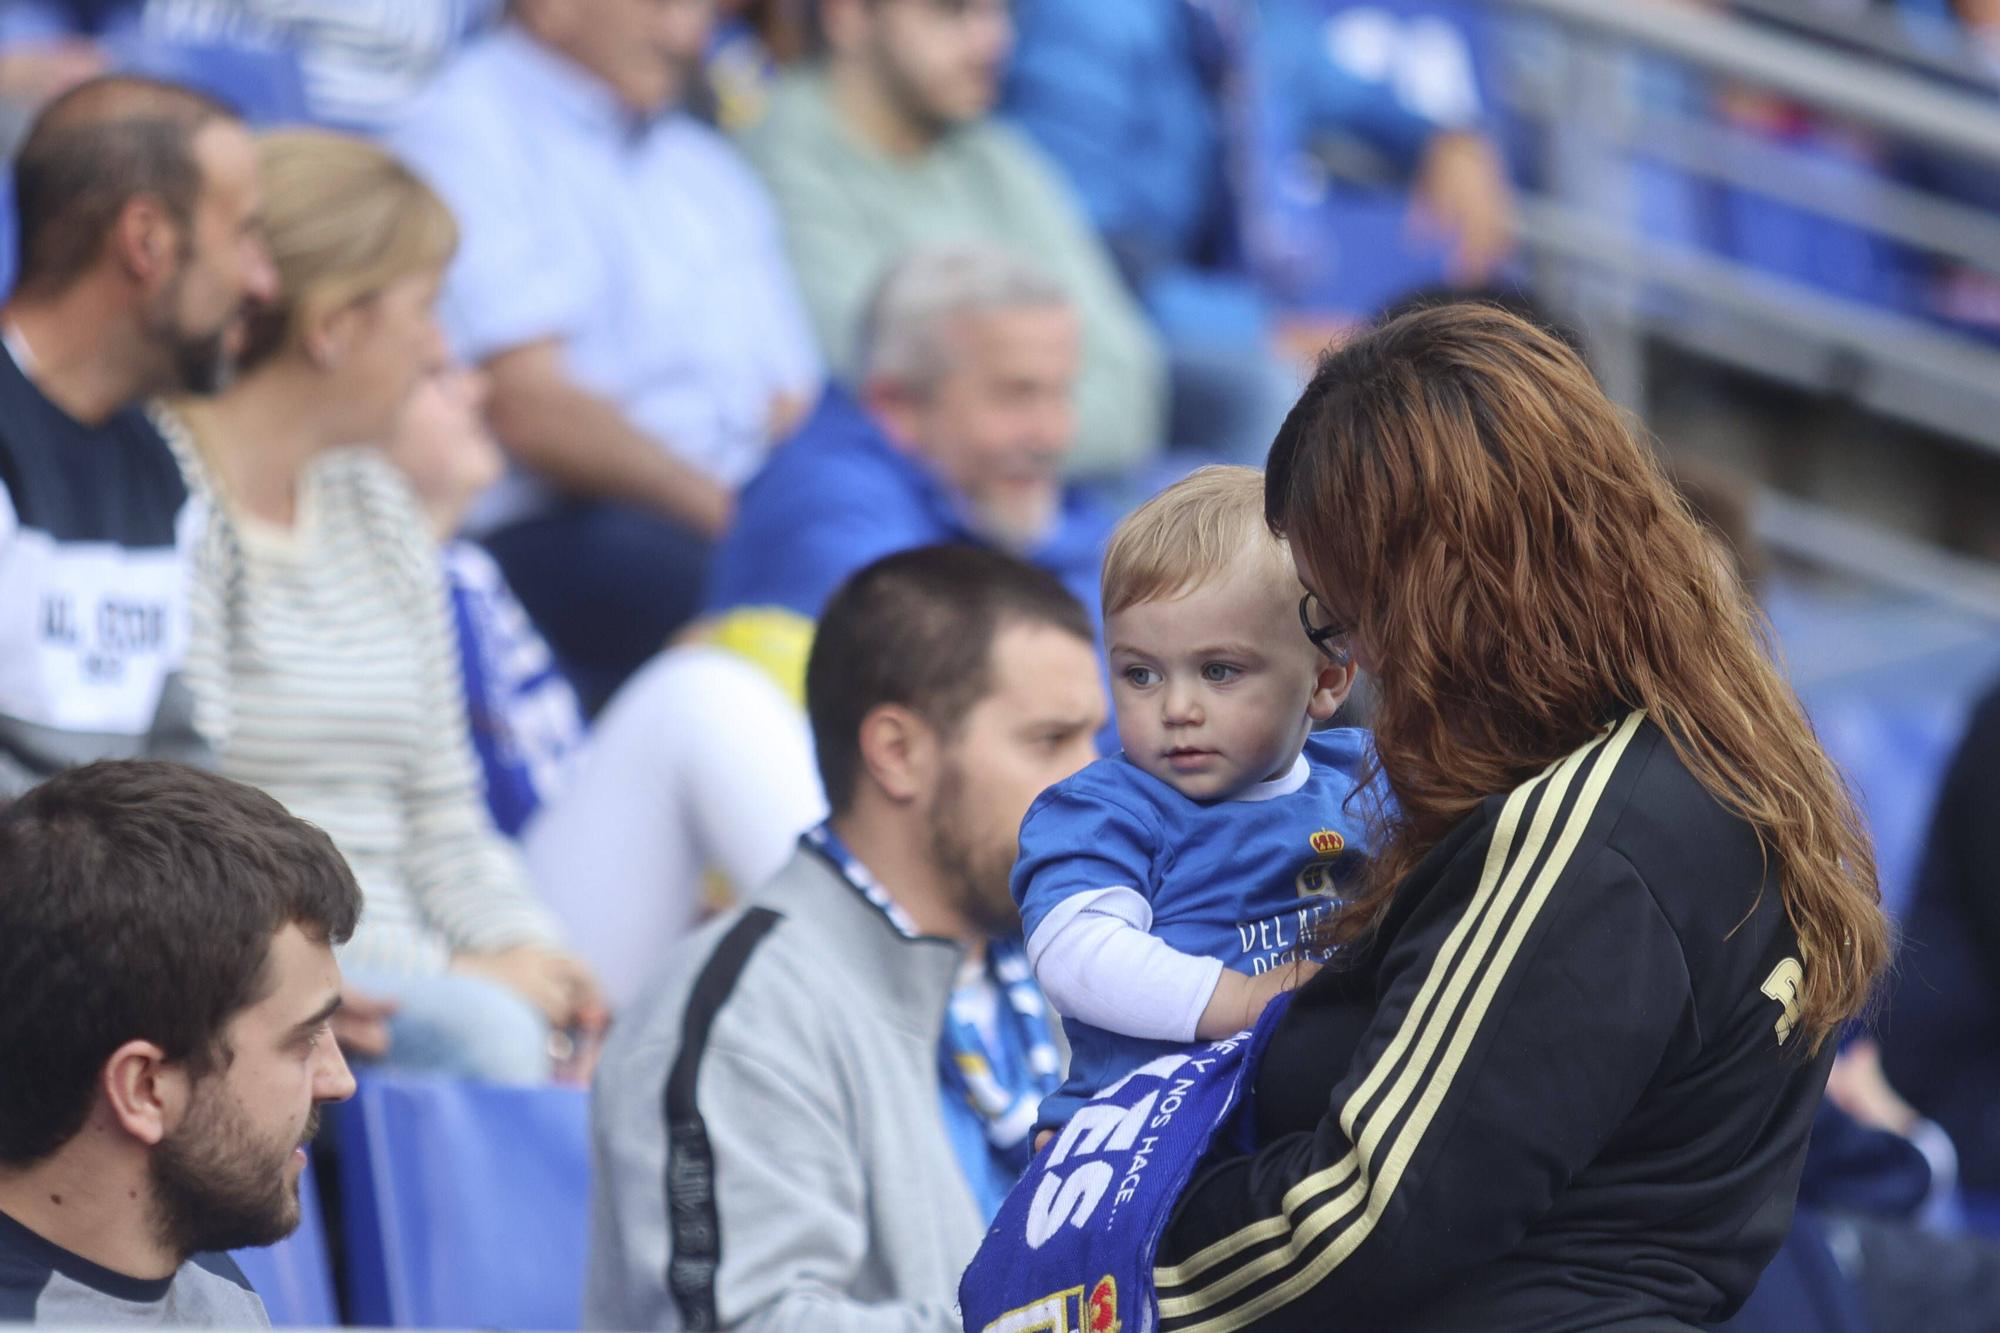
[1267,302,1887,1049]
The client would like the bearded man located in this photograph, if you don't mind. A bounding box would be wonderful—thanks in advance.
[585,545,1106,1331]
[0,75,278,793]
[0,760,363,1324]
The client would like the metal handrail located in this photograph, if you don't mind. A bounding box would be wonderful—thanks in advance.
[1498,0,2000,168]
[1514,197,2000,423]
[1725,0,2000,90]
[1487,0,2000,436]
[1482,0,2000,583]
[1494,76,2000,274]
[1757,491,2000,626]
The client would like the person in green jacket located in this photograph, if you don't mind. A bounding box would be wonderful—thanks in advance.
[738,0,1168,481]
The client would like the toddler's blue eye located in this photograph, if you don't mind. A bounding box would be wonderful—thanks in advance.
[1202,663,1241,684]
[1122,665,1160,688]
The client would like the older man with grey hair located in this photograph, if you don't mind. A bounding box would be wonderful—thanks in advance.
[704,244,1113,624]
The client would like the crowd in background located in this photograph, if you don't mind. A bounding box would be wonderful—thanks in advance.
[0,0,1532,1082]
[3,1,2000,1330]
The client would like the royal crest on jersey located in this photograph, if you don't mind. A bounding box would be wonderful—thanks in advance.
[1296,828,1348,897]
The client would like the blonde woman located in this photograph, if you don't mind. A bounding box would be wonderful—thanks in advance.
[160,130,603,1082]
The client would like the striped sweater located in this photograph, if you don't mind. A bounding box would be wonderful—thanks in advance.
[161,408,560,976]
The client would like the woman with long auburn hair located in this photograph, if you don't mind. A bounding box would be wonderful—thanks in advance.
[1151,304,1889,1330]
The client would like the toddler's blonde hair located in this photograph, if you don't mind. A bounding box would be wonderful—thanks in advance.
[1101,465,1297,617]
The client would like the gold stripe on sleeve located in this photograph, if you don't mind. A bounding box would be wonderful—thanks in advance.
[1156,713,1645,1331]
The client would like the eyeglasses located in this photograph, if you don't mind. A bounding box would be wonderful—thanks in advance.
[1299,594,1352,664]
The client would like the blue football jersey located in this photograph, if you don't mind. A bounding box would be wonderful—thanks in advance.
[1012,728,1379,1124]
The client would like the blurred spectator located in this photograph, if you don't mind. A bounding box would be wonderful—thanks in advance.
[739,0,1165,479]
[540,257,1119,1006]
[1894,0,2000,339]
[526,635,825,1011]
[586,546,1105,1329]
[542,246,1094,992]
[138,0,501,133]
[0,760,360,1325]
[1003,0,1512,461]
[709,246,1111,628]
[0,3,130,154]
[1881,672,2000,1190]
[383,365,585,840]
[1901,0,2000,68]
[0,1,139,47]
[392,0,821,714]
[706,0,812,131]
[160,130,601,1084]
[1805,1045,2000,1331]
[0,76,275,794]
[3,2,328,160]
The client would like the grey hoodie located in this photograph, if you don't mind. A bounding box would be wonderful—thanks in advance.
[585,846,983,1331]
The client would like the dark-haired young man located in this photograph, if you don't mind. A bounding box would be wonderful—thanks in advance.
[0,76,278,792]
[586,545,1107,1331]
[0,760,363,1325]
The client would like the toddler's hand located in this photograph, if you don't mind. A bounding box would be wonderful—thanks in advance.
[1253,958,1321,1009]
[1196,959,1321,1040]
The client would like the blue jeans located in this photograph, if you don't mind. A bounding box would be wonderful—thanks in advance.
[482,501,711,717]
[343,970,550,1084]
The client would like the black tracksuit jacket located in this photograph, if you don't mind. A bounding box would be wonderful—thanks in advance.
[1156,713,1835,1331]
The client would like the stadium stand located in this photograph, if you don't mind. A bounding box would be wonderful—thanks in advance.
[8,0,2000,1327]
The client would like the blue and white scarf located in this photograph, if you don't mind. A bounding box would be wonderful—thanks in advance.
[802,823,1063,1215]
[957,995,1293,1333]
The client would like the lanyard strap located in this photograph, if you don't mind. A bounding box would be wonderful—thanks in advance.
[800,822,1061,1155]
[801,821,923,938]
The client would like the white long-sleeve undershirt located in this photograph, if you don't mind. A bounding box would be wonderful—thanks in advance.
[1024,886,1226,1043]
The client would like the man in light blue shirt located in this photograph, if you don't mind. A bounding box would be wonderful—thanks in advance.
[391,0,820,712]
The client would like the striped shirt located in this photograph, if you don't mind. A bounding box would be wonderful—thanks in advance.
[140,0,502,133]
[161,408,560,976]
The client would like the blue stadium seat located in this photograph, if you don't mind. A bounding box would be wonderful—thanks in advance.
[230,1155,338,1328]
[335,1073,593,1329]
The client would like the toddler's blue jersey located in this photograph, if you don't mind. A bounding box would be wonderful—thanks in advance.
[1012,728,1378,1125]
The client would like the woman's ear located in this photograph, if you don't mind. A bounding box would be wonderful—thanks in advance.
[304,299,362,372]
[854,703,940,806]
[1307,658,1358,724]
